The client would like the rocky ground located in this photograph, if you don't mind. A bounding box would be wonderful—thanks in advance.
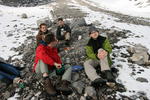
[0,19,127,100]
[0,0,150,100]
[0,0,54,7]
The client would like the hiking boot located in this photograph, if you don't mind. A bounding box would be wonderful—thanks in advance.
[102,70,116,87]
[56,80,72,95]
[91,78,106,87]
[43,77,57,96]
[104,70,115,82]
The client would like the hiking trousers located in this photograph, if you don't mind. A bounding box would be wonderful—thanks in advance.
[84,56,110,81]
[35,60,72,82]
[0,63,20,80]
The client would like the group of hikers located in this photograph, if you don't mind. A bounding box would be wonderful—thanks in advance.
[0,17,116,97]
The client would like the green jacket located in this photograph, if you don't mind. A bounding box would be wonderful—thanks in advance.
[85,37,112,67]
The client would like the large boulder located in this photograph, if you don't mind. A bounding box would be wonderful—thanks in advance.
[128,44,150,65]
[70,18,87,29]
[37,17,52,28]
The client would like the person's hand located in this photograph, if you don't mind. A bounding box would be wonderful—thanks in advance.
[97,50,108,59]
[63,31,67,36]
[54,63,62,69]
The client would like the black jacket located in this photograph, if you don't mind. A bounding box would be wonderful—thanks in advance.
[87,36,106,54]
[56,24,71,40]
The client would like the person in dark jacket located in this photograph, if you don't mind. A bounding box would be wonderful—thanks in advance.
[84,26,115,87]
[33,34,72,96]
[36,23,51,45]
[56,18,71,46]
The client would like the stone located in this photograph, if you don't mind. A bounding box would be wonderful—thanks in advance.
[3,91,11,99]
[0,57,7,63]
[72,81,85,94]
[127,44,148,53]
[80,96,86,100]
[72,72,79,82]
[21,13,28,19]
[129,44,150,65]
[70,18,86,29]
[0,0,53,7]
[84,86,96,98]
[136,77,148,83]
[130,95,138,100]
[37,17,52,27]
[107,29,116,34]
[7,33,13,37]
[130,52,149,65]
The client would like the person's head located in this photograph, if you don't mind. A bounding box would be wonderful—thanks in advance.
[44,34,58,47]
[89,27,99,39]
[58,18,64,26]
[39,23,48,33]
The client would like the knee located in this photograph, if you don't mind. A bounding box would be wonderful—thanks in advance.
[84,60,92,67]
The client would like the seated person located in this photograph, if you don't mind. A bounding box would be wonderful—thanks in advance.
[56,18,71,46]
[36,23,51,45]
[84,26,115,87]
[33,34,72,96]
[0,60,23,85]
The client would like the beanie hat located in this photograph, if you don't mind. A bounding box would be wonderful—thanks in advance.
[89,26,99,35]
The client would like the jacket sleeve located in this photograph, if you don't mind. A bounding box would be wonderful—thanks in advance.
[36,32,43,45]
[65,25,71,33]
[85,46,97,59]
[103,39,112,54]
[37,47,55,66]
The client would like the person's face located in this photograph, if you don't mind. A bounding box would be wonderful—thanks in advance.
[58,20,64,26]
[40,25,47,33]
[89,31,99,39]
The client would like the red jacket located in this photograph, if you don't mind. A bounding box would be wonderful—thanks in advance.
[33,42,62,72]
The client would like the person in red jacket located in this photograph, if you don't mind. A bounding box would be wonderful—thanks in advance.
[33,34,72,96]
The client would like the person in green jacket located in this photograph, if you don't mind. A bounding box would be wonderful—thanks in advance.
[84,26,115,87]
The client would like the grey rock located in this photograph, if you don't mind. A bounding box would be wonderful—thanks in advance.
[0,57,7,63]
[80,96,86,100]
[72,81,85,94]
[123,98,130,100]
[72,72,80,82]
[128,44,150,65]
[107,29,116,34]
[130,95,138,100]
[7,33,13,37]
[137,91,146,96]
[21,13,28,19]
[0,0,53,7]
[37,17,52,27]
[70,18,86,29]
[84,86,96,98]
[136,77,148,83]
[23,94,34,100]
[3,91,11,99]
